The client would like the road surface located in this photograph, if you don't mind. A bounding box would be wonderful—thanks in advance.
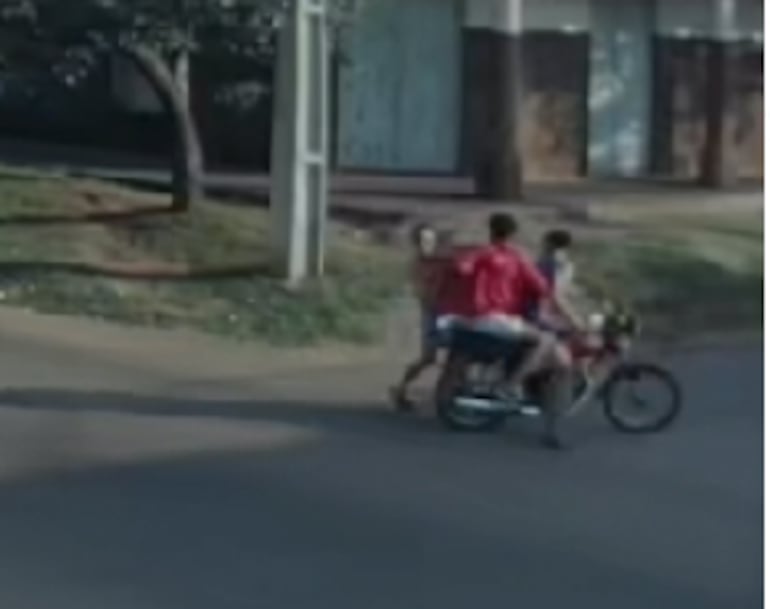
[0,334,761,609]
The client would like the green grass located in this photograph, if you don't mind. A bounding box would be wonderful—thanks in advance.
[0,171,404,346]
[572,207,763,338]
[0,169,761,345]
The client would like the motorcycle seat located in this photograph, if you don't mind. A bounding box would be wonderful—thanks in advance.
[450,325,535,366]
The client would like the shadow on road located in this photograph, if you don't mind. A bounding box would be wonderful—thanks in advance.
[0,386,549,450]
[0,387,428,435]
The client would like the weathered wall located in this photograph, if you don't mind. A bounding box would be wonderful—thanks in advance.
[587,0,654,177]
[657,0,764,40]
[520,33,589,180]
[521,0,589,180]
[461,0,590,181]
[522,0,589,31]
[652,38,763,180]
[652,0,764,180]
[336,0,462,173]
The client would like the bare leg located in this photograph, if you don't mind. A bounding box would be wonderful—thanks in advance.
[393,348,438,410]
[507,330,556,391]
[540,343,573,450]
[435,351,466,408]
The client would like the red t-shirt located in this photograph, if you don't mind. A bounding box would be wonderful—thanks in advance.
[436,244,550,318]
[412,255,446,308]
[434,247,476,316]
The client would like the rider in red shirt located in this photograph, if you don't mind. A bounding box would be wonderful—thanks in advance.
[437,214,562,329]
[438,213,582,450]
[454,241,550,318]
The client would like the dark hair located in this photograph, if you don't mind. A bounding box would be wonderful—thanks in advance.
[543,229,572,250]
[488,213,518,242]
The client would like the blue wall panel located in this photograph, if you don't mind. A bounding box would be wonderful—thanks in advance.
[337,0,461,173]
[588,0,654,177]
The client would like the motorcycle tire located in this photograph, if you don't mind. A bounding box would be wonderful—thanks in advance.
[603,363,683,434]
[437,391,507,433]
[435,359,507,433]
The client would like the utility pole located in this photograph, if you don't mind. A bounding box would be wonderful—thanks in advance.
[270,0,330,284]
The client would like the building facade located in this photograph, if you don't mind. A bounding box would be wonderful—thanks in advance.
[335,0,764,182]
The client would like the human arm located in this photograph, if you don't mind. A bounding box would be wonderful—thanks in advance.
[453,246,481,276]
[550,291,585,332]
[551,262,584,330]
[521,256,584,331]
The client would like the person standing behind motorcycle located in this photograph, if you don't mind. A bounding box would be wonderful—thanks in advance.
[392,224,448,411]
[442,213,583,449]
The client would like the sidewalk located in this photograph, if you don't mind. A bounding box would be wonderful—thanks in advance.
[0,137,761,231]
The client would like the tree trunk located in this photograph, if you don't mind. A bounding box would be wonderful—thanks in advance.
[173,49,191,107]
[122,45,203,211]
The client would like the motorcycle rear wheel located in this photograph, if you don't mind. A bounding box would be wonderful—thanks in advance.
[436,358,507,433]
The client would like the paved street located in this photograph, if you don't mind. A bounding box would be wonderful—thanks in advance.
[0,331,761,609]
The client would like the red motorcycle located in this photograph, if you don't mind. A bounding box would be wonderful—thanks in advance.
[435,308,683,435]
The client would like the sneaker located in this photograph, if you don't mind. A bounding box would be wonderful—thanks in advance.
[540,434,569,451]
[390,387,415,413]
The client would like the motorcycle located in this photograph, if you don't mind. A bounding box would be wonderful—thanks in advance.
[434,307,683,435]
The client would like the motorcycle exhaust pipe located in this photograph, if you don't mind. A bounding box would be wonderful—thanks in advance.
[453,396,542,418]
[454,396,518,414]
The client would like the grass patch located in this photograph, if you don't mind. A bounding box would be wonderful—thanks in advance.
[0,171,404,346]
[572,207,763,338]
[0,169,760,344]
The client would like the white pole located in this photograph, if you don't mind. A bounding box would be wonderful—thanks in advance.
[270,0,330,284]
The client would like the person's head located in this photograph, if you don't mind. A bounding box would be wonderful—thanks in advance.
[411,223,439,256]
[488,213,518,245]
[542,229,573,262]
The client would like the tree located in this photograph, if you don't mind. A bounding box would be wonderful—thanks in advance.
[0,0,365,211]
[0,0,289,210]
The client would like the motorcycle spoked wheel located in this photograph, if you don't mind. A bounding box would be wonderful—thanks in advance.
[602,363,683,433]
[436,358,508,433]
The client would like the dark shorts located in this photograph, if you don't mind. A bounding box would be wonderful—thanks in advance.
[420,308,441,355]
[450,324,536,366]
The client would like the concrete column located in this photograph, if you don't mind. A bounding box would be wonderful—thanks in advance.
[461,0,525,200]
[699,0,738,187]
[270,0,330,284]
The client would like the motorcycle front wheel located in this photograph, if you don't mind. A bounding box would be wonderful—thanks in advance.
[603,363,683,433]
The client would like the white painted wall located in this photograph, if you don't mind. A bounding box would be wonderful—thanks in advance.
[656,0,714,37]
[656,0,763,39]
[523,0,590,32]
[464,0,523,33]
[735,0,764,40]
[466,0,762,37]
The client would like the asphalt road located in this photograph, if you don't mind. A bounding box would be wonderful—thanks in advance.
[0,337,761,609]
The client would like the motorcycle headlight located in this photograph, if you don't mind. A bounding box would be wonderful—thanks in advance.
[588,313,605,332]
[616,335,633,352]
